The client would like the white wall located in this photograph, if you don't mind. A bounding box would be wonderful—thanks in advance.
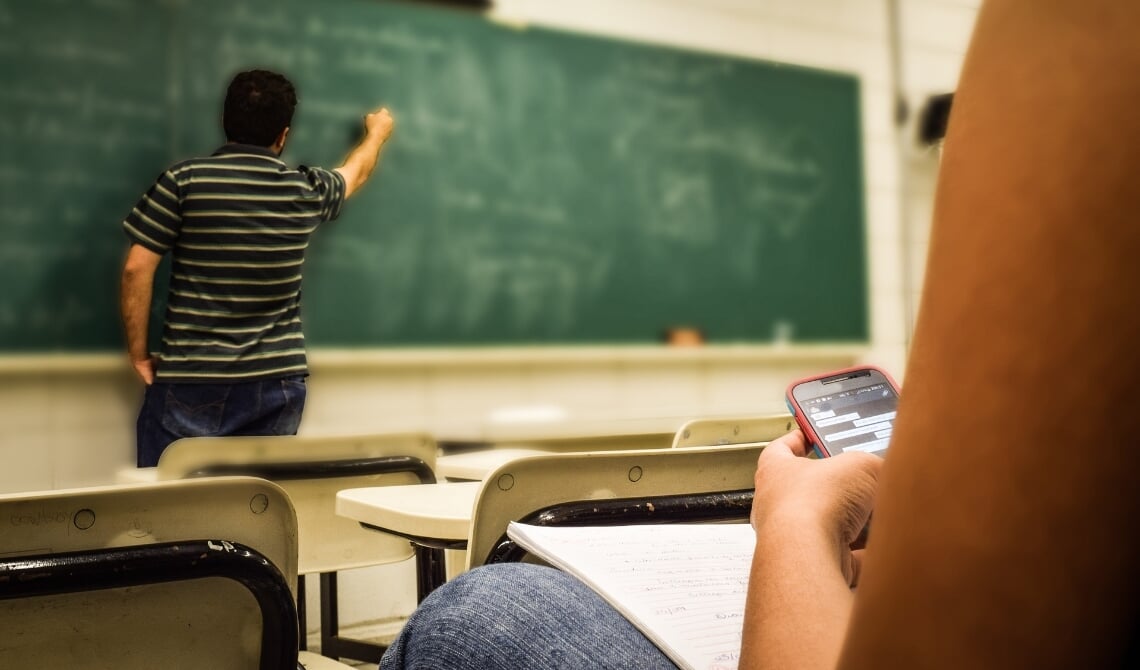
[896,0,981,338]
[0,0,980,645]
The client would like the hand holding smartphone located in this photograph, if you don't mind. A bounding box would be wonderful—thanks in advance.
[786,365,900,458]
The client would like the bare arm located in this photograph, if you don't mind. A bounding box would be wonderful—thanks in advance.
[335,107,395,199]
[841,1,1140,666]
[741,432,881,669]
[120,243,163,385]
[742,2,1140,668]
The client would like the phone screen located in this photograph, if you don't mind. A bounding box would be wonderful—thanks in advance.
[792,370,899,457]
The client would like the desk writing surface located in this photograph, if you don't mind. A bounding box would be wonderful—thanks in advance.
[0,0,867,351]
[436,448,557,482]
[336,481,479,542]
[436,415,694,446]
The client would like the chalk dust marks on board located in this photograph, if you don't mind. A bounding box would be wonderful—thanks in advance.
[306,13,449,80]
[422,39,606,336]
[302,10,449,53]
[0,238,100,339]
[240,20,600,339]
[633,76,822,188]
[5,0,133,69]
[594,57,724,238]
[424,187,610,338]
[594,64,731,294]
[602,52,828,284]
[306,232,423,339]
[193,32,323,90]
[403,42,607,337]
[0,0,166,155]
[394,42,487,158]
[734,128,828,239]
[305,14,474,159]
[183,4,317,99]
[0,82,165,195]
[2,297,98,338]
[0,85,165,125]
[0,0,169,336]
[412,39,584,191]
[1,90,164,158]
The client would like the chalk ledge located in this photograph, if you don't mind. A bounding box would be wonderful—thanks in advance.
[0,343,867,375]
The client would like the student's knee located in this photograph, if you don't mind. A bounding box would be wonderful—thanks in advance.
[380,564,577,669]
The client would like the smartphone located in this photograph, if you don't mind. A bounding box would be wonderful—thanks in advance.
[785,365,900,458]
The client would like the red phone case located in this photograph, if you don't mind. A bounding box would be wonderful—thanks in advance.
[785,365,899,457]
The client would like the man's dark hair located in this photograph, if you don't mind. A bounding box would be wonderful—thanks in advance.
[223,69,298,146]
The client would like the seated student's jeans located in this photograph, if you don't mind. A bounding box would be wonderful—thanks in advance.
[136,377,307,467]
[380,563,680,670]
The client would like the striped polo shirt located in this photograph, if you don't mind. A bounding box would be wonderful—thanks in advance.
[123,144,346,383]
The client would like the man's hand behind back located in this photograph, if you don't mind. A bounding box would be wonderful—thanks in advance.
[131,356,156,386]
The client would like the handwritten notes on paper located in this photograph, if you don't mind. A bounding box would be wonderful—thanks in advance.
[506,522,756,670]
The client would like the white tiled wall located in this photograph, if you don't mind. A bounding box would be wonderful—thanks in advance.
[896,0,981,338]
[0,0,981,643]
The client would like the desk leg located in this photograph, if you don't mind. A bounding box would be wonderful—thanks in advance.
[298,574,307,650]
[415,546,447,602]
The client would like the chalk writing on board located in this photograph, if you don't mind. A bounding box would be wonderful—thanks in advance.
[0,306,17,331]
[0,86,163,122]
[213,34,322,73]
[439,188,486,213]
[303,18,447,55]
[37,169,96,189]
[0,205,40,230]
[340,53,398,77]
[20,117,157,155]
[26,298,99,333]
[33,41,129,67]
[223,4,295,36]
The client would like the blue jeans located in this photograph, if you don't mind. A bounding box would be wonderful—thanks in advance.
[380,563,679,670]
[135,377,307,467]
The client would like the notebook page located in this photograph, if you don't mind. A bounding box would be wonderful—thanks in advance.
[507,522,755,670]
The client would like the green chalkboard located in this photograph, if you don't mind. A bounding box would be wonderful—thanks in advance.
[0,0,170,351]
[0,0,867,351]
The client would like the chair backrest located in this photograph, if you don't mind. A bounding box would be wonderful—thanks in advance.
[0,477,298,670]
[465,443,765,569]
[494,432,675,453]
[670,414,794,448]
[157,432,438,574]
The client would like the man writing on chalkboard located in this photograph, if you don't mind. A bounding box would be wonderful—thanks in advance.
[119,69,393,467]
